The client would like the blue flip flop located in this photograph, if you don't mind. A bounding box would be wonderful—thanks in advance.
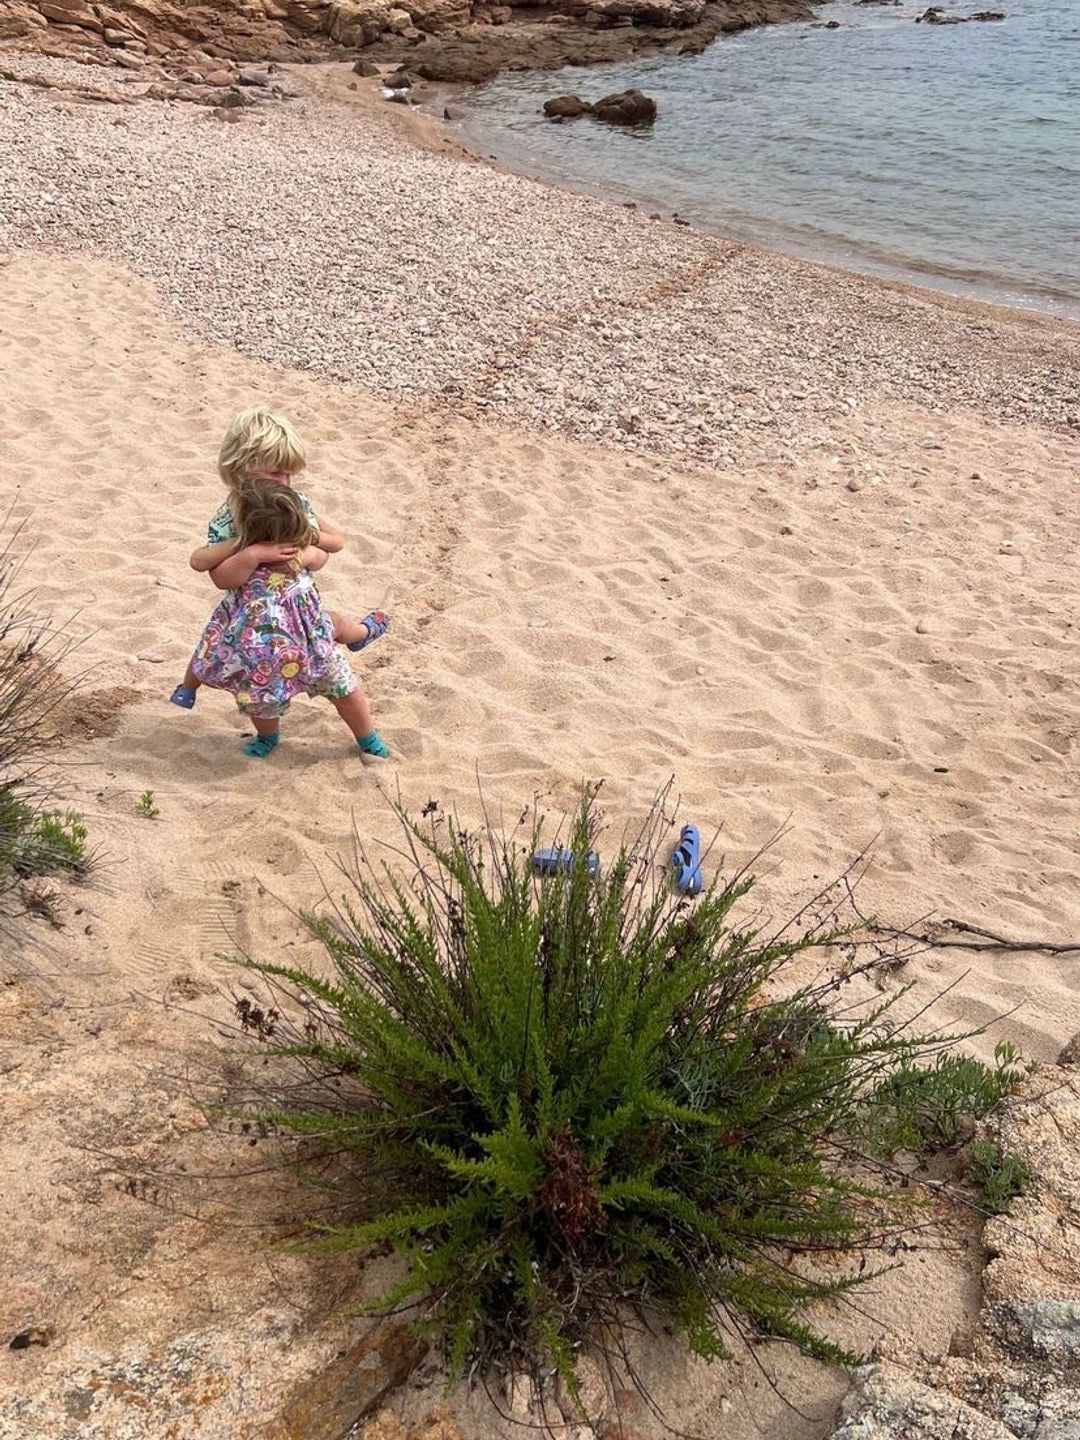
[671,825,703,896]
[347,612,390,652]
[533,847,600,878]
[169,685,197,710]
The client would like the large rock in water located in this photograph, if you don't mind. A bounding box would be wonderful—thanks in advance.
[544,93,593,117]
[592,87,657,123]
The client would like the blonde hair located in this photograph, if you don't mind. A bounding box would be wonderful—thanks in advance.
[234,481,316,561]
[218,407,307,491]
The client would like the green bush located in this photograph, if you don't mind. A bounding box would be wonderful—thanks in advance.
[0,797,88,879]
[968,1138,1032,1215]
[238,797,1028,1387]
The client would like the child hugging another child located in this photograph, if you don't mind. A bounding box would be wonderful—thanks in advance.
[170,408,390,761]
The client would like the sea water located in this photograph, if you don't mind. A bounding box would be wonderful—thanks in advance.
[460,0,1080,317]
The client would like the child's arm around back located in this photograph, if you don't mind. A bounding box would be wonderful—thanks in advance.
[191,538,240,572]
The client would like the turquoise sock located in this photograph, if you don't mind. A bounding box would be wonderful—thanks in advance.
[244,732,281,759]
[356,731,390,759]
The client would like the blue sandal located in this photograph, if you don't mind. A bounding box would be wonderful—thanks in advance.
[244,732,281,759]
[357,731,390,759]
[671,825,703,896]
[347,612,390,652]
[533,847,600,877]
[170,685,197,710]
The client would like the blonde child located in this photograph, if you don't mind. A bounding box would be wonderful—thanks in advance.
[170,407,387,709]
[186,482,389,760]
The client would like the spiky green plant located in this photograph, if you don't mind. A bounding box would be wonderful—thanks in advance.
[236,795,1028,1388]
[968,1139,1032,1215]
[0,524,89,918]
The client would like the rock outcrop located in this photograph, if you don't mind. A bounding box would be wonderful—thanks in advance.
[0,0,817,70]
[0,0,472,57]
[825,1074,1080,1440]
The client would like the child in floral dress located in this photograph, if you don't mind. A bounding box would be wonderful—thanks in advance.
[170,407,388,711]
[188,482,389,760]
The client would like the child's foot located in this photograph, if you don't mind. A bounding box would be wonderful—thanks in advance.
[243,732,281,759]
[170,685,197,710]
[347,612,390,652]
[356,731,390,759]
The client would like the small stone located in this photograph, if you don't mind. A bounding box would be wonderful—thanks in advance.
[999,539,1016,554]
[507,1372,536,1421]
[846,476,863,492]
[780,525,794,536]
[915,619,930,634]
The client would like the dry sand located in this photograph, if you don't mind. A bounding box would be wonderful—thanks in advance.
[1,52,1079,1440]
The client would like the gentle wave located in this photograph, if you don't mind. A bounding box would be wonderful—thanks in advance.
[461,0,1080,318]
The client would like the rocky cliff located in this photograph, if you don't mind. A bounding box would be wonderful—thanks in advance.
[0,0,721,60]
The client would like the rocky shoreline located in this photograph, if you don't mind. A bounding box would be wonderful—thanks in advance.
[1,0,814,86]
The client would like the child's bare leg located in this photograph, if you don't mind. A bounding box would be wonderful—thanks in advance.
[329,609,369,646]
[331,689,390,758]
[331,688,375,738]
[329,608,390,652]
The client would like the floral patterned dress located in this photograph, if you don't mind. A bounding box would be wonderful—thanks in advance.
[190,498,356,720]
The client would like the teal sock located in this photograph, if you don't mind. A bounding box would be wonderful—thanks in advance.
[244,732,281,759]
[356,731,389,759]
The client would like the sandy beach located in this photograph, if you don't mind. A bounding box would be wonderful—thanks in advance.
[1,46,1079,1440]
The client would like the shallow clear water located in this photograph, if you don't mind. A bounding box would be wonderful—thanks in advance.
[461,0,1080,316]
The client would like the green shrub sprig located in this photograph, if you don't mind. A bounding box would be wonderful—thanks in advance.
[237,795,1028,1388]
